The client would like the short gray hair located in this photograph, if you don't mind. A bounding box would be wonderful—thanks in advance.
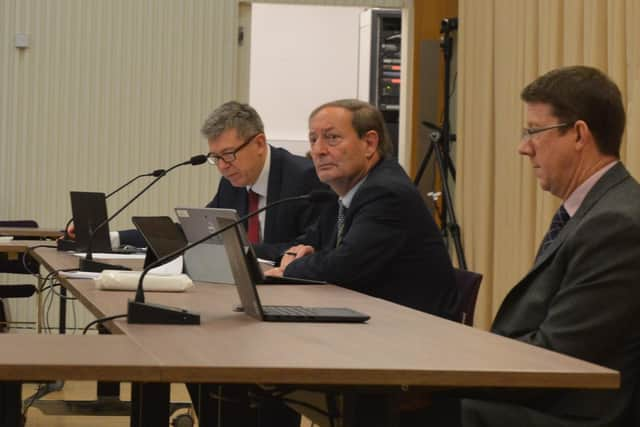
[201,101,264,140]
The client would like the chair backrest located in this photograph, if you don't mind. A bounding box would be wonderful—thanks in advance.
[0,220,39,332]
[0,220,38,228]
[0,219,40,274]
[452,268,483,326]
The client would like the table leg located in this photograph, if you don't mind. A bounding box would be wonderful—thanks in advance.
[343,393,391,427]
[130,382,170,427]
[36,275,44,334]
[58,286,66,334]
[0,381,22,427]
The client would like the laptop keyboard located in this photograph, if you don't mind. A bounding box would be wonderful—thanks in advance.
[263,305,316,316]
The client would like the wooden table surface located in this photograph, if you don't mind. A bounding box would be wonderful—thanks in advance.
[0,227,63,239]
[22,247,619,390]
[0,240,58,254]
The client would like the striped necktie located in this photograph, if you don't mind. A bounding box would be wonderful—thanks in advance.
[535,205,570,261]
[336,201,346,247]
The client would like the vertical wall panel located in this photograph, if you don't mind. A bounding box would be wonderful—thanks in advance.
[1,0,239,327]
[1,0,238,228]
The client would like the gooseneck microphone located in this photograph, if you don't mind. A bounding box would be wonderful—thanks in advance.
[57,169,168,252]
[127,190,335,324]
[80,154,207,272]
[106,169,167,198]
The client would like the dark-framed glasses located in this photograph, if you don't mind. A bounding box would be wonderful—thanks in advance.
[521,123,573,141]
[207,133,260,165]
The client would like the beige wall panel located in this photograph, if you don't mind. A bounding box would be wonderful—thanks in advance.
[1,0,238,230]
[1,0,239,327]
[248,0,405,7]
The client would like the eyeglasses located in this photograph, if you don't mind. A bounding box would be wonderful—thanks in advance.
[207,133,260,165]
[521,123,572,141]
[309,132,344,147]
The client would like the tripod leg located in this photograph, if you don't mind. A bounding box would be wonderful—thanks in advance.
[413,141,435,186]
[444,150,456,181]
[432,141,467,270]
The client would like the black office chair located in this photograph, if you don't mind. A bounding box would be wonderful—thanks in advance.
[0,220,39,332]
[631,377,640,427]
[451,268,483,326]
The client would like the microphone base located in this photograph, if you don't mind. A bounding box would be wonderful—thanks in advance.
[57,239,77,252]
[127,300,200,325]
[79,258,132,273]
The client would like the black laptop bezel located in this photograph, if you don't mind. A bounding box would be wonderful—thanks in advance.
[69,191,113,253]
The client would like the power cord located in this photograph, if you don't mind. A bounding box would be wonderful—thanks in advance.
[82,314,128,335]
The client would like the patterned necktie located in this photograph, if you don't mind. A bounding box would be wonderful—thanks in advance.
[535,205,570,261]
[336,201,346,247]
[247,189,261,244]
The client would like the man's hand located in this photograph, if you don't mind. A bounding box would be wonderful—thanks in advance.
[65,223,76,240]
[279,245,314,269]
[265,245,315,277]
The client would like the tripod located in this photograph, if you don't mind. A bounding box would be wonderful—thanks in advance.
[413,17,467,270]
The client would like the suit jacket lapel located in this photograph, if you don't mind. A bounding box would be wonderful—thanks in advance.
[500,163,630,313]
[264,146,281,242]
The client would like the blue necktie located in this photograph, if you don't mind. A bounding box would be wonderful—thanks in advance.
[535,205,570,261]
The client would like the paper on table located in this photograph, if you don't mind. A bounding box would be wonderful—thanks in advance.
[59,271,101,279]
[72,252,146,260]
[146,256,183,275]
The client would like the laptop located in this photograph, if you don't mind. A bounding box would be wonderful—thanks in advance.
[175,207,325,285]
[211,209,370,323]
[131,216,188,269]
[69,191,114,253]
[174,208,235,284]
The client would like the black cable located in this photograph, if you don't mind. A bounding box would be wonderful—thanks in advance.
[82,314,127,335]
[22,383,47,417]
[44,280,57,333]
[449,71,458,99]
[249,387,335,424]
[21,244,56,278]
[277,396,333,419]
[206,386,335,425]
[38,268,78,292]
[49,284,77,300]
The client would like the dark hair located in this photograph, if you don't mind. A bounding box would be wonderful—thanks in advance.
[201,101,264,140]
[309,99,394,158]
[521,66,625,157]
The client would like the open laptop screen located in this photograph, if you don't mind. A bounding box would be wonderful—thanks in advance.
[131,216,187,268]
[210,209,370,323]
[175,207,237,284]
[69,191,112,253]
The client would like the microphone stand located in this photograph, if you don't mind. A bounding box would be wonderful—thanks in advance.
[57,170,166,252]
[80,155,207,272]
[127,192,333,324]
[413,17,467,270]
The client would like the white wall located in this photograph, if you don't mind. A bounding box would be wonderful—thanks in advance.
[249,4,365,156]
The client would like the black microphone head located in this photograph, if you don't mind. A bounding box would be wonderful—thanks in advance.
[190,154,207,165]
[152,169,166,177]
[308,190,336,203]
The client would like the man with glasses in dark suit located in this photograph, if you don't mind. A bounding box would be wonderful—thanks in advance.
[417,66,640,427]
[119,101,330,427]
[119,101,332,261]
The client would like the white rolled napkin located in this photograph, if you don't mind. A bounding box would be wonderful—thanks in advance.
[95,270,194,292]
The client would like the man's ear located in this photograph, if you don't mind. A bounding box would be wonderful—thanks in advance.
[254,132,268,150]
[573,120,590,149]
[363,130,379,159]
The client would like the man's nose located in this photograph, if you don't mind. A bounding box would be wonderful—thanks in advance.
[518,138,533,156]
